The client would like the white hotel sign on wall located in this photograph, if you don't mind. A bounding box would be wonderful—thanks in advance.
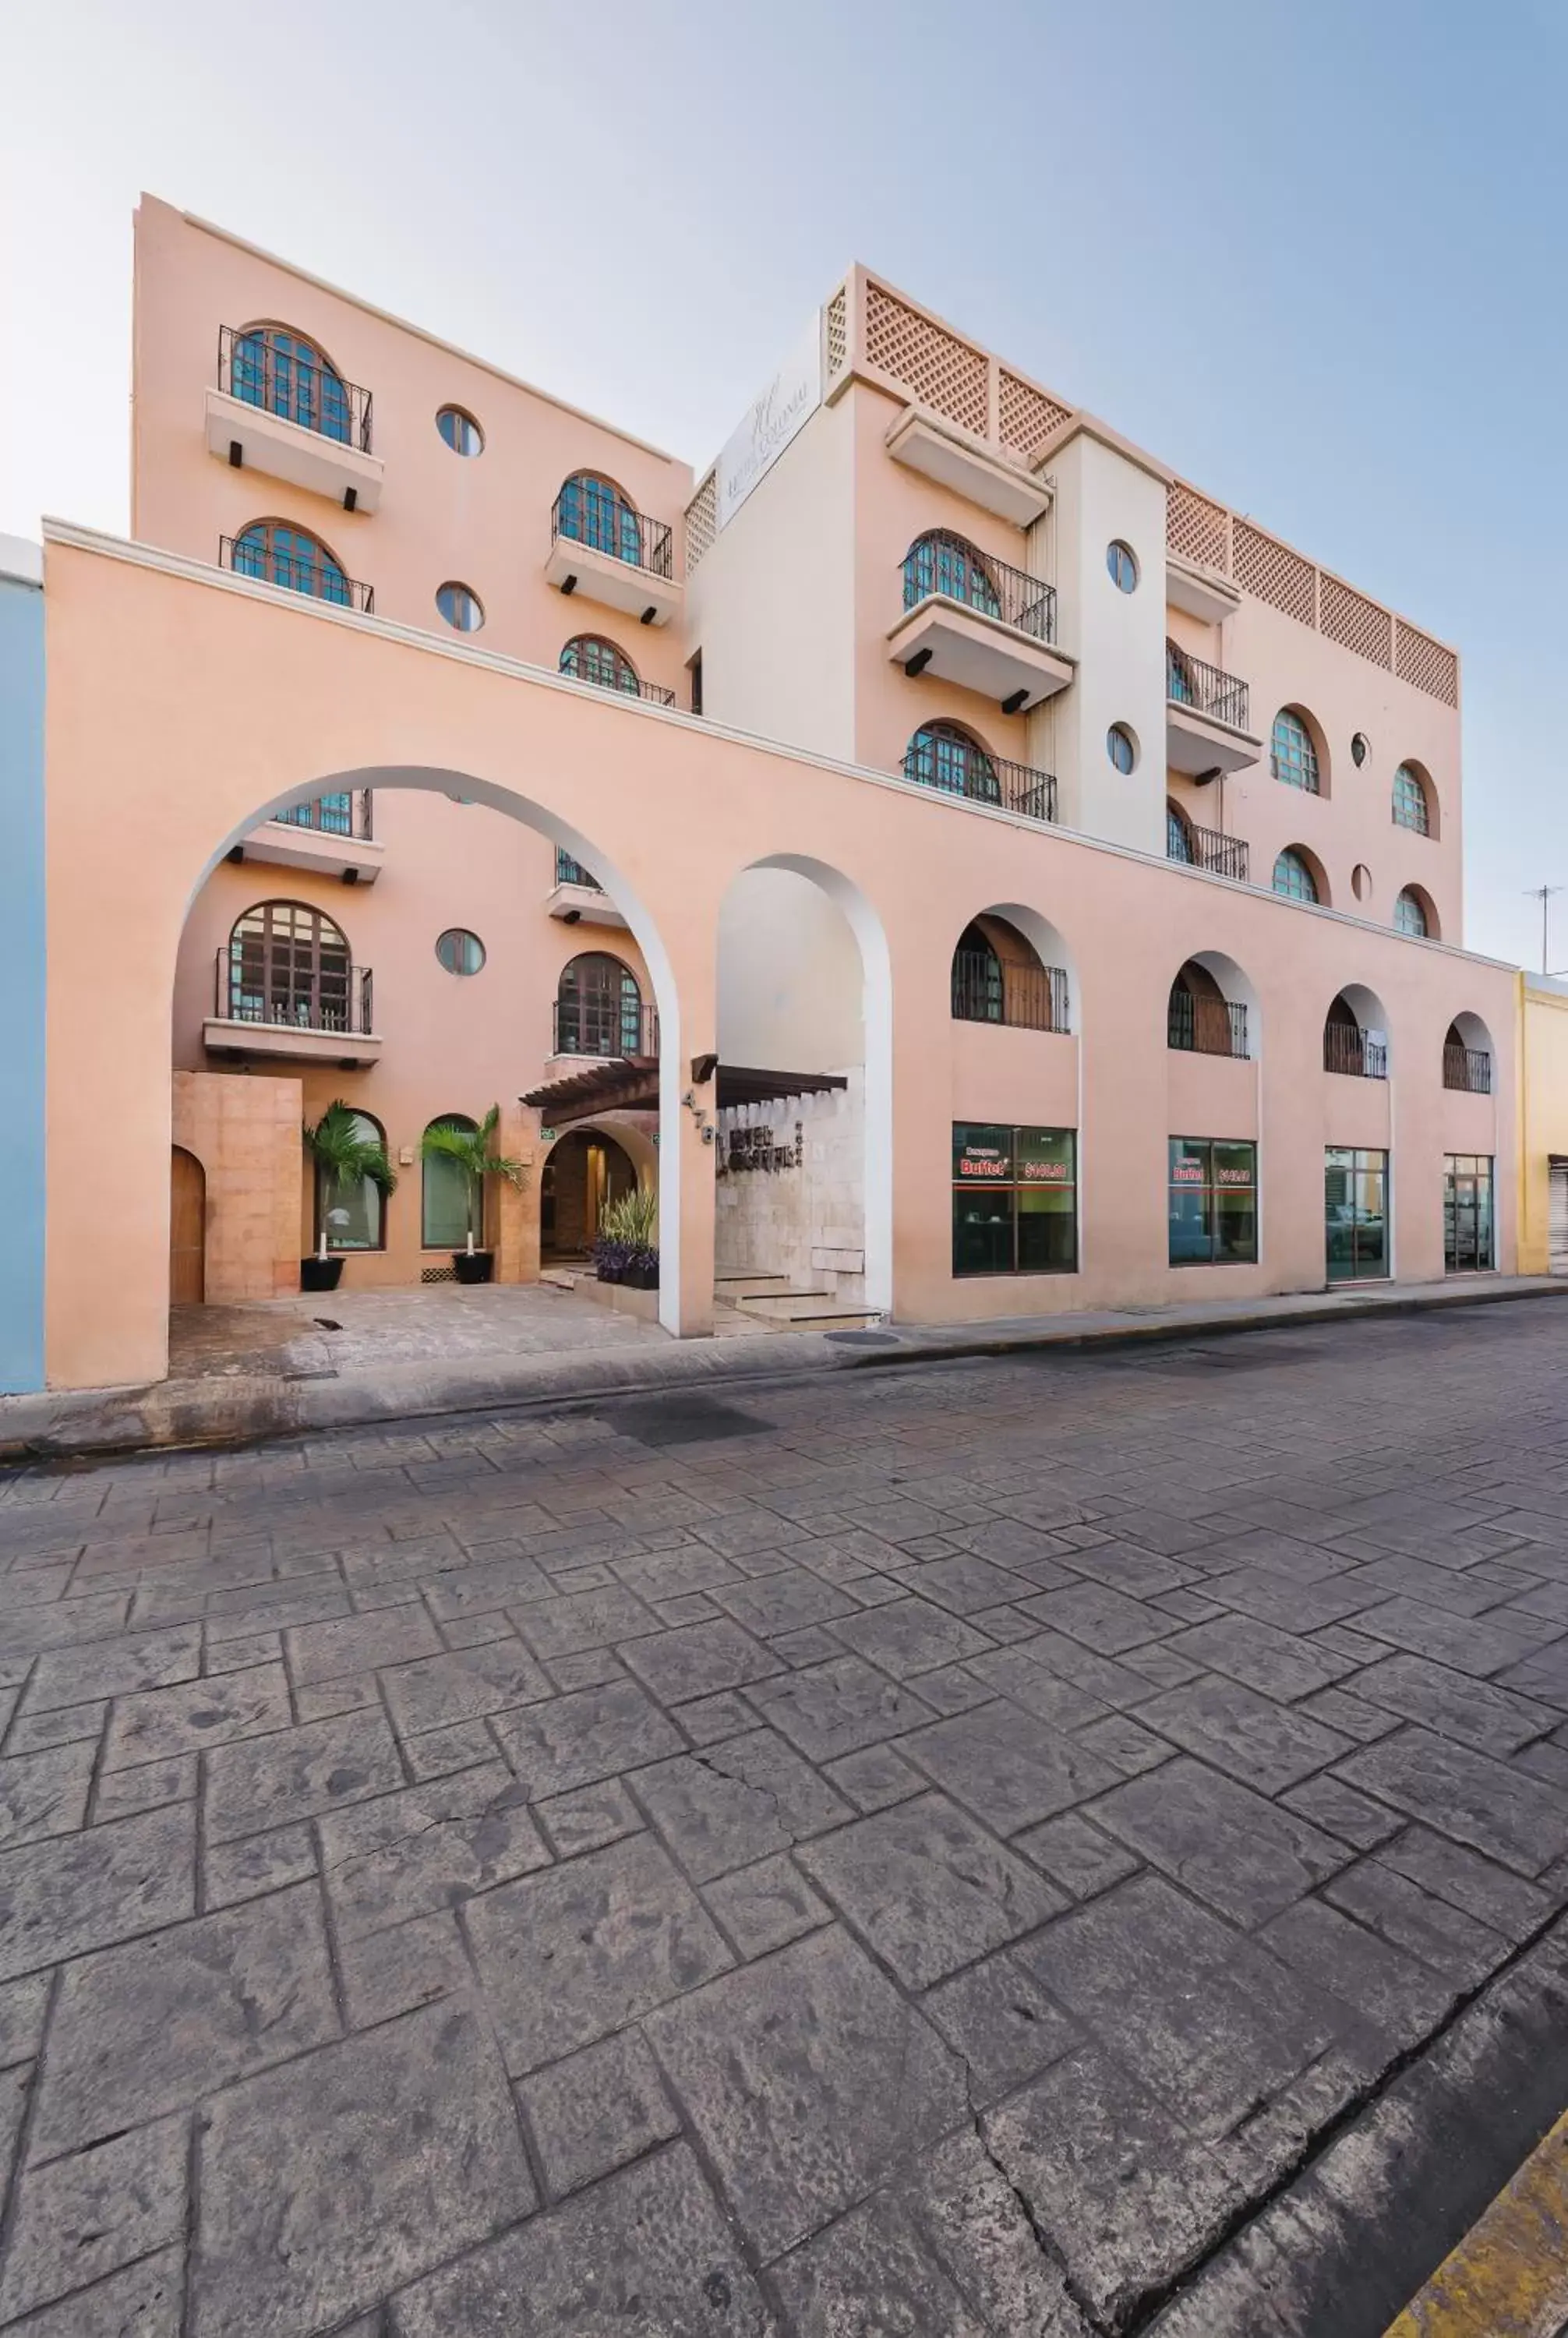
[715,312,823,532]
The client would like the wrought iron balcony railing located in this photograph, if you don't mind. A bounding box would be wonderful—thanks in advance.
[901,545,1056,643]
[901,745,1058,825]
[1167,640,1250,733]
[221,536,374,613]
[552,999,659,1058]
[1443,1044,1492,1094]
[218,325,373,452]
[554,849,603,890]
[1324,1023,1388,1079]
[1168,817,1249,883]
[270,791,373,840]
[552,489,673,580]
[1168,991,1248,1059]
[217,950,374,1035]
[951,952,1071,1033]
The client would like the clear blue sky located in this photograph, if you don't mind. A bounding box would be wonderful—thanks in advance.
[4,0,1563,967]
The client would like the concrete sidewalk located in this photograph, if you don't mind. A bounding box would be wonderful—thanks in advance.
[3,1273,1565,1463]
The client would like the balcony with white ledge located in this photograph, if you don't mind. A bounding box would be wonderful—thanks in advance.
[544,492,681,627]
[1165,641,1260,777]
[230,793,383,886]
[546,850,629,930]
[206,327,383,514]
[888,542,1072,714]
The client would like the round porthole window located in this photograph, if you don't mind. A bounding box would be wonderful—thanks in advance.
[1351,864,1372,902]
[1351,732,1371,768]
[1106,540,1139,593]
[1107,723,1138,775]
[436,581,484,632]
[435,927,486,975]
[436,406,483,456]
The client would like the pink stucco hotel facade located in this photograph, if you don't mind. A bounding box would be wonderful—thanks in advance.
[1,196,1512,1393]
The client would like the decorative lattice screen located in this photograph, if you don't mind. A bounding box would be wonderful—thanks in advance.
[1166,482,1230,574]
[1395,621,1459,708]
[863,283,988,436]
[997,370,1071,459]
[684,471,717,573]
[1232,521,1316,627]
[1319,574,1393,670]
[825,286,848,381]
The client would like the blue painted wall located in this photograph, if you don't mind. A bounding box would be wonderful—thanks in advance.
[0,549,46,1393]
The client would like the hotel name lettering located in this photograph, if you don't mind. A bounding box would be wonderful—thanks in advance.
[723,1121,804,1174]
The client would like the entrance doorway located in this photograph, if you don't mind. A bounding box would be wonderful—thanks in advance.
[1550,1162,1568,1273]
[540,1130,636,1260]
[170,1146,206,1305]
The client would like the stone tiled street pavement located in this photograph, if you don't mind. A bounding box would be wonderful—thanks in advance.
[2,1307,1568,2333]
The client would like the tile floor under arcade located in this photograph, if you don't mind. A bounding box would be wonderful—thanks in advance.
[0,1305,1564,2329]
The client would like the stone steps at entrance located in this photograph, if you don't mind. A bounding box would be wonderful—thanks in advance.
[718,1274,881,1332]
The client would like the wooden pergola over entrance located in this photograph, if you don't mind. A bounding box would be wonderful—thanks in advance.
[521,1060,848,1128]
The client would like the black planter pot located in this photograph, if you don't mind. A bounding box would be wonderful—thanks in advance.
[624,1256,660,1291]
[452,1251,494,1285]
[300,1256,344,1293]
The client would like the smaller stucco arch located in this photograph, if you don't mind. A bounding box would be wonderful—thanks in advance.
[954,903,1078,1037]
[1170,948,1259,1061]
[1326,982,1392,1077]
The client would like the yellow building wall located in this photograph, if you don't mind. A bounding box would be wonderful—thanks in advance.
[1518,974,1568,1273]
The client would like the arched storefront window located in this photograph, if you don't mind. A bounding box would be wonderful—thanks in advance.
[422,1115,479,1249]
[316,1110,387,1252]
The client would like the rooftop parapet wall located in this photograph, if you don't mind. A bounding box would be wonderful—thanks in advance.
[687,267,1458,710]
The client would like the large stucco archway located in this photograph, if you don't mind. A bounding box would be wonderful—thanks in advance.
[34,525,1525,1390]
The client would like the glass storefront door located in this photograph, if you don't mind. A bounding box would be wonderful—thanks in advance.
[1326,1147,1390,1282]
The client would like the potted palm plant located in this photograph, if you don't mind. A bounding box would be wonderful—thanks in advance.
[302,1101,397,1292]
[418,1104,527,1284]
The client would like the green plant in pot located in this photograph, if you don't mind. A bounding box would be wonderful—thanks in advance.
[594,1182,659,1289]
[418,1105,527,1284]
[301,1101,397,1293]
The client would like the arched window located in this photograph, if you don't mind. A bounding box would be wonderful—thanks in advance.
[902,531,1001,620]
[231,521,351,606]
[904,722,1000,805]
[317,1109,387,1252]
[556,473,643,566]
[951,923,1004,1023]
[1166,802,1195,864]
[1393,887,1429,938]
[556,953,646,1058]
[422,1115,479,1250]
[1272,849,1319,904]
[1392,765,1431,835]
[560,635,641,695]
[231,324,350,443]
[226,902,351,1031]
[1271,708,1321,794]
